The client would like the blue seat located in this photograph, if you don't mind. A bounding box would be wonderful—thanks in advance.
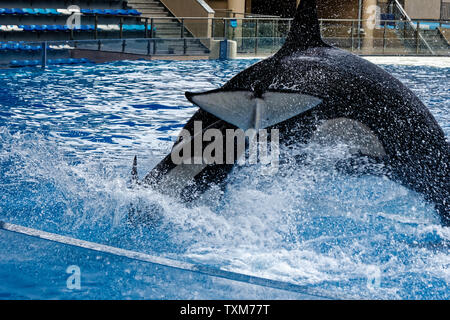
[92,9,105,15]
[56,25,69,31]
[10,60,21,66]
[22,8,36,15]
[36,9,47,15]
[128,9,141,16]
[47,9,60,15]
[380,13,395,27]
[4,9,13,14]
[81,9,93,14]
[0,9,6,14]
[6,43,20,50]
[117,9,127,15]
[46,25,58,31]
[22,45,34,51]
[12,8,25,15]
[104,9,115,15]
[230,19,238,28]
[22,25,35,31]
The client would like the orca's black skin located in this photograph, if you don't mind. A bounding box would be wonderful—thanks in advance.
[139,0,449,225]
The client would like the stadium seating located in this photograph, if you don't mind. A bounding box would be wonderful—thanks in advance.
[0,8,141,16]
[0,41,75,51]
[0,24,152,32]
[10,58,91,67]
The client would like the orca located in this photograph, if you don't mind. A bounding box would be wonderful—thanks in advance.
[135,0,449,226]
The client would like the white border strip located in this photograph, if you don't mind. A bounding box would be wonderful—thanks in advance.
[0,221,334,299]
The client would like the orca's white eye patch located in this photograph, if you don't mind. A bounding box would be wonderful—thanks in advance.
[187,91,322,130]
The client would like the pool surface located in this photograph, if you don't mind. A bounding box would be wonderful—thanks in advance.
[0,58,449,299]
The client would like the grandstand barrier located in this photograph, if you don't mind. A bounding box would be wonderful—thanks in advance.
[0,37,214,67]
[0,17,448,67]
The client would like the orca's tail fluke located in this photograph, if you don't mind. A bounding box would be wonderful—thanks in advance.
[280,0,328,52]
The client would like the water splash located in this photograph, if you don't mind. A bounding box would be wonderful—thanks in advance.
[0,59,449,299]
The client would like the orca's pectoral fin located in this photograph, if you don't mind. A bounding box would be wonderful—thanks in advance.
[185,90,322,131]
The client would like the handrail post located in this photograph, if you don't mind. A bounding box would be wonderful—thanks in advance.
[147,39,151,55]
[145,18,148,38]
[403,21,406,39]
[255,19,259,55]
[357,16,361,50]
[351,21,355,51]
[211,18,215,39]
[94,14,98,40]
[383,21,387,53]
[122,39,126,53]
[184,38,187,55]
[416,21,420,54]
[181,18,184,38]
[151,18,154,38]
[41,41,47,69]
[94,15,98,40]
[223,18,227,39]
[120,17,123,39]
[272,19,275,51]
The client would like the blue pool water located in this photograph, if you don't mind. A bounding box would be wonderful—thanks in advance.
[0,59,449,299]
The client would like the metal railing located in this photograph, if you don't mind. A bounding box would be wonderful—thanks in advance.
[0,37,213,68]
[1,15,449,57]
[390,0,434,54]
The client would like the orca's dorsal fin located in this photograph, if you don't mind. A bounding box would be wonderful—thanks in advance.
[281,0,327,52]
